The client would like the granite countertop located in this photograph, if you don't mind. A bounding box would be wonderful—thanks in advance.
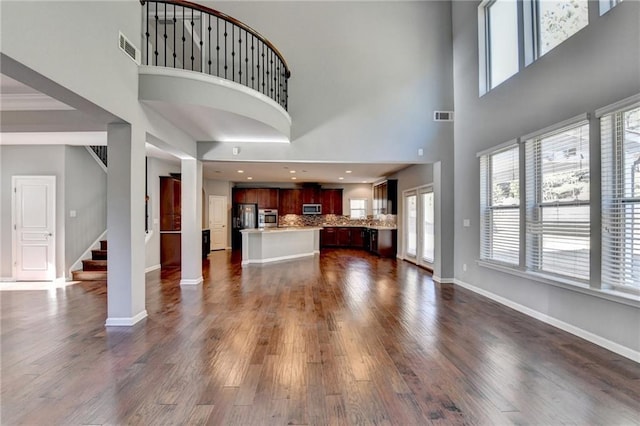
[321,224,397,230]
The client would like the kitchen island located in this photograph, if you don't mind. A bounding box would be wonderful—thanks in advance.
[240,227,321,266]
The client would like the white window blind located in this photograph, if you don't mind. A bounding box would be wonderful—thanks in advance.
[601,104,640,290]
[525,121,590,281]
[480,145,520,265]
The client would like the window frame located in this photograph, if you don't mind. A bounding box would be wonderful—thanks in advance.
[349,198,368,220]
[598,95,640,294]
[479,141,521,266]
[480,0,591,95]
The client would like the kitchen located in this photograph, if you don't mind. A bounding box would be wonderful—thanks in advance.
[232,181,398,265]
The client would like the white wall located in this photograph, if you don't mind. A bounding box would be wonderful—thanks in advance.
[1,145,66,279]
[64,146,107,275]
[452,1,640,356]
[198,1,454,165]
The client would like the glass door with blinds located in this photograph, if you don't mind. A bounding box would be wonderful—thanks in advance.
[403,185,435,268]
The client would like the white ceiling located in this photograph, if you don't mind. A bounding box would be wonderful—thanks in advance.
[1,72,414,183]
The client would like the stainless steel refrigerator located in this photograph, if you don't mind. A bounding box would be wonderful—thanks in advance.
[232,203,258,249]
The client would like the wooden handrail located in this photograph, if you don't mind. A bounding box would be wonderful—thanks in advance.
[140,0,290,78]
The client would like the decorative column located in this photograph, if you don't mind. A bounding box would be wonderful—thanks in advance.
[180,158,203,285]
[105,123,147,326]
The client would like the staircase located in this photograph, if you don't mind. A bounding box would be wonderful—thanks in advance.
[72,240,107,281]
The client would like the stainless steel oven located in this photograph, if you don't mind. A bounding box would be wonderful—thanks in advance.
[258,209,278,228]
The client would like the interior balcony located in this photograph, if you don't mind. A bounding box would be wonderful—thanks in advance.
[138,0,292,143]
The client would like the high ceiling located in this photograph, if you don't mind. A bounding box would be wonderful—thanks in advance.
[1,72,413,184]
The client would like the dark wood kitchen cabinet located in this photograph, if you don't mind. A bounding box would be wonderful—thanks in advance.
[160,176,181,231]
[336,227,352,246]
[302,187,321,204]
[279,189,302,215]
[232,188,258,205]
[370,228,397,258]
[373,179,398,215]
[351,227,364,247]
[320,227,338,247]
[257,188,279,209]
[321,189,343,215]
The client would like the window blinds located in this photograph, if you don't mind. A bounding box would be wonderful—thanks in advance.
[480,146,520,265]
[525,122,590,281]
[601,105,640,290]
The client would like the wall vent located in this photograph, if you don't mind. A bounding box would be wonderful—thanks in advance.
[119,31,141,65]
[433,111,454,122]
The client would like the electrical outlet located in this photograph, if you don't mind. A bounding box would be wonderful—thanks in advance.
[462,263,467,272]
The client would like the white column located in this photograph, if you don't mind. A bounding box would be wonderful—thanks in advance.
[180,158,203,285]
[105,123,147,326]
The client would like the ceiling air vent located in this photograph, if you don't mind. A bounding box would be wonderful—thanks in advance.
[119,31,141,65]
[433,111,454,122]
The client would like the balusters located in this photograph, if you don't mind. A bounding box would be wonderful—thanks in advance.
[141,0,289,110]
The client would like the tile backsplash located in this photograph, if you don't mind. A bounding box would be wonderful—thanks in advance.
[279,214,396,228]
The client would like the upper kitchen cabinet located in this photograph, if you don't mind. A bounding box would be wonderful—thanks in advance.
[373,179,398,215]
[257,188,279,209]
[279,189,302,215]
[321,189,343,215]
[301,186,321,204]
[232,188,258,204]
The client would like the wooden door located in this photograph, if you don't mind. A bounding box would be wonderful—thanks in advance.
[12,176,56,281]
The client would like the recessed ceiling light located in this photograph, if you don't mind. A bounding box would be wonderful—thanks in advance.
[291,177,297,180]
[338,177,344,180]
[346,170,352,174]
[362,181,368,183]
[290,170,296,174]
[247,177,253,180]
[237,170,244,173]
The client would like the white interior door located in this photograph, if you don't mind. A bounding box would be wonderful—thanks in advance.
[209,195,228,251]
[12,176,56,281]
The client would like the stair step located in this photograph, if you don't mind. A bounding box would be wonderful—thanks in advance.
[100,240,107,250]
[82,259,107,271]
[91,249,107,260]
[72,270,107,281]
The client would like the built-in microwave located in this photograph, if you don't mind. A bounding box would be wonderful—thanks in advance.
[258,209,278,228]
[302,204,322,215]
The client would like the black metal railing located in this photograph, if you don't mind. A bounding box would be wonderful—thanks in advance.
[90,145,108,167]
[140,0,291,110]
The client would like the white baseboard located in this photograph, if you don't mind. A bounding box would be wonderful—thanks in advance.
[145,264,161,273]
[453,278,640,363]
[180,277,203,286]
[433,275,454,284]
[105,310,148,327]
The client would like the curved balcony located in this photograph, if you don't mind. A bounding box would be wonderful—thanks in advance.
[139,0,291,143]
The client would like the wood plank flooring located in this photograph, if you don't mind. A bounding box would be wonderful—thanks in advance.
[1,249,639,425]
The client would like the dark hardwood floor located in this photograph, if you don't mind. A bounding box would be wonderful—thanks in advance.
[1,249,639,425]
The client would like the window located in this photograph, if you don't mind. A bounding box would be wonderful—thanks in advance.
[479,0,590,94]
[535,0,589,57]
[483,0,519,90]
[480,145,520,265]
[349,199,367,219]
[525,120,590,281]
[601,102,640,291]
[599,0,623,15]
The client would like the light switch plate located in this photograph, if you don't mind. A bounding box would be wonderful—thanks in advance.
[463,219,470,227]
